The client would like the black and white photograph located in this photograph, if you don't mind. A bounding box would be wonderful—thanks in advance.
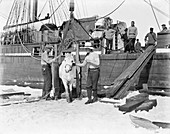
[0,0,170,134]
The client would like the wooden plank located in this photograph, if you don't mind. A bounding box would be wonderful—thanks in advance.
[139,89,170,97]
[135,99,157,112]
[118,99,145,113]
[114,47,155,99]
[99,98,121,105]
[117,46,155,80]
[105,45,155,98]
[106,77,129,98]
[76,42,81,98]
[0,92,25,97]
[0,97,41,106]
[126,93,149,103]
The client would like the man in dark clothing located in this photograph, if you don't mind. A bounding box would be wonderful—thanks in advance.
[161,24,168,32]
[41,44,56,100]
[144,27,156,48]
[76,47,100,104]
[121,28,130,53]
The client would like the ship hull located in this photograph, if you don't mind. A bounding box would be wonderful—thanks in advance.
[1,49,170,90]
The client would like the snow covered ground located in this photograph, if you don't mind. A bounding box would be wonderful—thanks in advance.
[0,85,170,134]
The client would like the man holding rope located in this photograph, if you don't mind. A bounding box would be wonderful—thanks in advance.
[41,44,57,100]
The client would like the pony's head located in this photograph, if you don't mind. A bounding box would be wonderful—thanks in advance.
[64,53,75,73]
[116,21,127,35]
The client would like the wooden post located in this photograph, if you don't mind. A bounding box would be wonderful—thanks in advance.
[51,44,60,97]
[76,42,81,98]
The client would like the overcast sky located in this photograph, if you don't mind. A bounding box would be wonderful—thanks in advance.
[0,0,169,45]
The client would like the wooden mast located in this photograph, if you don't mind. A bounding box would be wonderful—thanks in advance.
[169,0,170,28]
[32,0,38,21]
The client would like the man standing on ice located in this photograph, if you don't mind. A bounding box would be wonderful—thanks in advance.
[76,47,100,104]
[41,44,56,100]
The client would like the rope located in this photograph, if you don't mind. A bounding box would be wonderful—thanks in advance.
[79,0,125,23]
[5,0,17,27]
[49,0,65,18]
[97,0,125,21]
[144,0,169,18]
[75,0,81,18]
[61,0,69,20]
[148,0,161,31]
[81,0,86,17]
[51,0,57,25]
[38,0,49,18]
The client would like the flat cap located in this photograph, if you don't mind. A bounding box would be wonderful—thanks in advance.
[45,44,53,49]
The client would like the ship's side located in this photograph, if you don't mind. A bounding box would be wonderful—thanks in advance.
[1,31,170,90]
[0,29,60,88]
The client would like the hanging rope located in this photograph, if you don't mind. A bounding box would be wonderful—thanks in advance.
[81,0,86,17]
[79,0,125,23]
[61,0,69,20]
[98,0,125,20]
[38,0,49,18]
[51,0,57,25]
[49,0,65,18]
[144,0,169,18]
[84,0,88,16]
[75,0,81,18]
[5,0,17,28]
[148,0,161,31]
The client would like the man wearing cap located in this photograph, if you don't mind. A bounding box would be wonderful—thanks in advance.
[161,24,168,32]
[144,27,157,48]
[41,44,56,100]
[103,26,115,54]
[76,47,100,104]
[127,21,138,53]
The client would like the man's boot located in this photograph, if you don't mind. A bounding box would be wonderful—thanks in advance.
[92,90,98,103]
[54,88,60,100]
[85,89,92,104]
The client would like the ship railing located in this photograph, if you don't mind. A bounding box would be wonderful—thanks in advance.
[1,29,60,45]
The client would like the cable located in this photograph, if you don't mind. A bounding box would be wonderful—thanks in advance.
[5,0,17,27]
[79,0,125,23]
[144,0,169,18]
[49,0,65,18]
[38,0,49,18]
[97,0,125,21]
[148,0,161,31]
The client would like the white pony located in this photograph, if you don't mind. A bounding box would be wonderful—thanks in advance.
[59,53,76,102]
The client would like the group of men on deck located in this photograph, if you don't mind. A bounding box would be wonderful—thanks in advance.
[105,20,157,54]
[92,21,168,54]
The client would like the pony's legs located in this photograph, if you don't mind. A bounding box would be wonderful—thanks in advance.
[62,79,70,103]
[69,83,73,102]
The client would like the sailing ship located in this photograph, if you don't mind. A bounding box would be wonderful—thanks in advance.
[0,0,170,95]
